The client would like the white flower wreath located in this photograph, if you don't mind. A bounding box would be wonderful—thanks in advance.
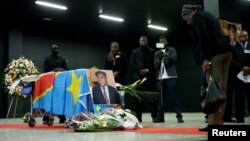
[3,57,39,97]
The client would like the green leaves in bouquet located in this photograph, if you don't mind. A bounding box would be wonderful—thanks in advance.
[117,77,157,103]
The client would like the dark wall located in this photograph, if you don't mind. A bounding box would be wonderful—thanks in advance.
[0,28,9,118]
[0,30,4,118]
[219,0,242,23]
[22,32,107,72]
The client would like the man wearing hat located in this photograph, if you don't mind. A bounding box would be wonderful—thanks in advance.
[43,44,68,124]
[181,4,232,131]
[92,71,121,104]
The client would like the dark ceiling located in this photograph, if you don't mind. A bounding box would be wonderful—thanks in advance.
[5,0,203,43]
[4,0,250,45]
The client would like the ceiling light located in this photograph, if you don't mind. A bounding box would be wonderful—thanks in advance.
[35,1,67,10]
[99,14,124,22]
[148,24,168,31]
[43,18,53,21]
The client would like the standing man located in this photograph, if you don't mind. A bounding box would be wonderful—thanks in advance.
[181,4,232,131]
[92,71,121,104]
[43,45,68,72]
[130,35,157,122]
[224,24,241,122]
[43,44,68,124]
[234,30,250,123]
[154,36,184,123]
[104,41,128,85]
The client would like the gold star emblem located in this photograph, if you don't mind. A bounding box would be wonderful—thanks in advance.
[95,105,101,112]
[66,71,83,105]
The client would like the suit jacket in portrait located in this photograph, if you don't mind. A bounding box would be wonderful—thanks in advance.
[92,85,121,104]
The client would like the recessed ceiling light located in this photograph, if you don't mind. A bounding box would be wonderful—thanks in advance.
[99,14,124,22]
[43,18,53,21]
[35,1,67,10]
[148,24,168,31]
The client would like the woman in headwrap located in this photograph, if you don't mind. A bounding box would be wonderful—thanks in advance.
[181,4,232,131]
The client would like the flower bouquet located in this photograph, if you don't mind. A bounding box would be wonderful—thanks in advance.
[116,77,157,103]
[3,57,39,97]
[66,108,142,132]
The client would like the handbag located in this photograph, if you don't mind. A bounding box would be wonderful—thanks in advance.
[200,75,226,114]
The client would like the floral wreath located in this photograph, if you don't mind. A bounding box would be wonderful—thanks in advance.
[3,57,39,97]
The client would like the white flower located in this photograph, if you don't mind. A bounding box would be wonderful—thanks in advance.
[4,57,39,97]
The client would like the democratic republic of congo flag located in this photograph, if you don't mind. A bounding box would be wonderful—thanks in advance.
[51,71,67,115]
[33,72,56,112]
[64,69,94,116]
[32,69,93,117]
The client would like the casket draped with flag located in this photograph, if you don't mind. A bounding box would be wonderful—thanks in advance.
[33,69,94,117]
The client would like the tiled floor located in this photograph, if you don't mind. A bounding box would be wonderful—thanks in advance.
[0,113,249,141]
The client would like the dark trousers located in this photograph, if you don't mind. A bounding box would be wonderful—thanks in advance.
[235,78,250,121]
[224,72,237,120]
[156,78,182,119]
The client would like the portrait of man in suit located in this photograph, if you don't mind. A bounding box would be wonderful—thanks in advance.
[92,71,121,104]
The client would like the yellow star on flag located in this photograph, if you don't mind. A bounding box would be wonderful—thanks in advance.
[66,71,83,105]
[95,105,101,112]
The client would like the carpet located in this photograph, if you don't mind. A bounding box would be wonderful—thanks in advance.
[0,124,69,130]
[0,124,207,135]
[125,126,207,135]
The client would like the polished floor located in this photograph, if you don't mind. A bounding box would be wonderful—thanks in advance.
[1,113,249,141]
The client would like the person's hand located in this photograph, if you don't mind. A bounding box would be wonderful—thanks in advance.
[202,60,211,71]
[139,69,149,76]
[159,51,168,59]
[114,71,120,78]
[242,66,250,76]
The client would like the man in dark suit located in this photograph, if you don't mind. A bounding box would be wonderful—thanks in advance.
[43,45,68,72]
[92,71,121,104]
[234,30,250,123]
[130,35,157,122]
[43,44,68,124]
[224,24,241,122]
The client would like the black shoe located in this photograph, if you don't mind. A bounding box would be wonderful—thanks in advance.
[59,119,66,124]
[199,126,208,132]
[224,118,235,122]
[58,115,66,124]
[153,117,165,123]
[177,118,184,123]
[42,116,49,125]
